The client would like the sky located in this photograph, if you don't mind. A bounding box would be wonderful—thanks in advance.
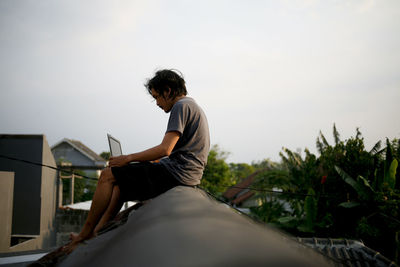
[1,0,399,164]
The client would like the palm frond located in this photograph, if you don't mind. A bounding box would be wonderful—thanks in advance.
[319,131,330,147]
[333,123,340,145]
[369,140,382,155]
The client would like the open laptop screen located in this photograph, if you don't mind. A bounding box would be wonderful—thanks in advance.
[107,134,122,157]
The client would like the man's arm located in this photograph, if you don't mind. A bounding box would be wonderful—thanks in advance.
[108,131,180,167]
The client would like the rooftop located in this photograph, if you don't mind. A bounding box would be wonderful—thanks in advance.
[30,186,333,267]
[2,186,396,267]
[52,138,106,165]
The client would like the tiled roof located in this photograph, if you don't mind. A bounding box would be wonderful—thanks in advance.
[231,190,255,205]
[298,237,398,267]
[223,169,268,204]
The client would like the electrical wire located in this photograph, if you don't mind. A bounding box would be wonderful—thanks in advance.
[220,185,341,199]
[0,154,98,181]
[0,154,342,199]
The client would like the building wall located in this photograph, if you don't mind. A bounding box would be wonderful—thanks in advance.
[0,135,58,252]
[39,136,58,249]
[0,135,43,235]
[0,172,14,252]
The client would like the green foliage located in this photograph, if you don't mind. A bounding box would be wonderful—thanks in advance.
[386,159,398,189]
[250,125,400,261]
[200,145,233,197]
[356,217,381,238]
[100,151,111,160]
[75,174,97,202]
[339,202,360,208]
[303,188,317,232]
[333,123,341,145]
[61,170,97,205]
[335,166,374,202]
[252,169,291,190]
[251,158,280,171]
[250,199,288,224]
[229,162,255,184]
[244,165,292,224]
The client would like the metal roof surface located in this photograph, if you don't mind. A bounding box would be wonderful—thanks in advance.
[36,186,333,267]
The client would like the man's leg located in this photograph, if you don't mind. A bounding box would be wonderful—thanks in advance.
[93,185,123,234]
[64,167,115,253]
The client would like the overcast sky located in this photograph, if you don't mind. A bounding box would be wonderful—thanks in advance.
[1,0,399,163]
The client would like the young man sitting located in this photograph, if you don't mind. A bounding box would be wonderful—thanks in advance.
[64,69,210,253]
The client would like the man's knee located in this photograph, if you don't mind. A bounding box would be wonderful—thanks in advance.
[99,168,116,184]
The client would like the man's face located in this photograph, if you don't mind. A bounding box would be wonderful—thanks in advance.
[151,88,173,113]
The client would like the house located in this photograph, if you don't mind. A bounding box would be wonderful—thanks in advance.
[0,134,58,253]
[51,138,106,176]
[51,139,106,205]
[223,169,291,214]
[223,169,266,211]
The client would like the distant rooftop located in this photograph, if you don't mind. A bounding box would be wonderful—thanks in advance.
[65,139,105,163]
[51,138,106,166]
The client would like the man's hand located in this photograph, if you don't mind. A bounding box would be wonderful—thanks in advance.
[109,155,131,167]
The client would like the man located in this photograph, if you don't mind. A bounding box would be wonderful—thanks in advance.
[64,69,210,253]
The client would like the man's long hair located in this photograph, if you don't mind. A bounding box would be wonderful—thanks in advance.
[145,69,187,99]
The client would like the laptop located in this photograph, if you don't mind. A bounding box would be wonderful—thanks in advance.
[107,134,122,157]
[107,134,134,208]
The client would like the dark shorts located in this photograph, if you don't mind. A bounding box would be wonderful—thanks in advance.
[111,162,181,202]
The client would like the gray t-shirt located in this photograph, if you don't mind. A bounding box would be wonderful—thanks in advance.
[160,97,210,185]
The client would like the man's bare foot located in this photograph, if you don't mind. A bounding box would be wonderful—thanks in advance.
[62,236,84,254]
[70,231,95,241]
[63,232,94,254]
[69,232,79,241]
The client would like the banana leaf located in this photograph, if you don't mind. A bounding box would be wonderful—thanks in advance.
[334,166,373,201]
[386,159,398,189]
[339,201,360,208]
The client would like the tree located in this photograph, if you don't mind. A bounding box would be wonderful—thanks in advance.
[250,168,293,224]
[61,169,97,204]
[273,125,399,261]
[251,158,280,171]
[334,139,400,262]
[200,145,233,197]
[100,151,111,160]
[247,124,400,261]
[229,162,255,184]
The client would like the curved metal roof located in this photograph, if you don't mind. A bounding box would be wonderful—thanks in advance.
[57,186,332,267]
